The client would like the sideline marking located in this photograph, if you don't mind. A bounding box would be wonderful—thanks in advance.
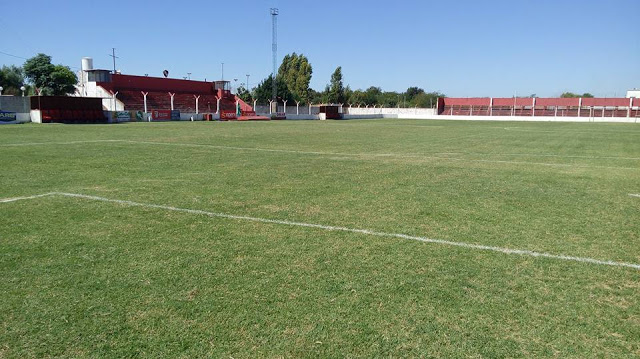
[630,194,640,198]
[2,191,639,270]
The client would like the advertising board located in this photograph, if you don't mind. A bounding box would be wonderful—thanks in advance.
[152,110,171,121]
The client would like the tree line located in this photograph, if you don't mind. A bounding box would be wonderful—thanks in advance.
[0,54,77,96]
[237,53,444,108]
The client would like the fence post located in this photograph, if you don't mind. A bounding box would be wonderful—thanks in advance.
[489,98,493,116]
[532,97,536,117]
[141,91,148,114]
[169,92,175,111]
[578,98,582,117]
[194,95,200,114]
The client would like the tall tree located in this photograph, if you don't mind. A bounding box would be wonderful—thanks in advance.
[278,53,313,104]
[0,65,27,95]
[327,66,345,104]
[23,53,77,96]
[253,75,293,104]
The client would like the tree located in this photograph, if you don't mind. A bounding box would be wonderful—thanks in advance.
[405,87,424,100]
[327,66,345,104]
[236,85,252,103]
[253,75,293,104]
[364,86,382,105]
[411,91,445,108]
[0,65,27,95]
[23,53,77,96]
[561,92,594,98]
[308,88,323,104]
[348,89,366,105]
[278,53,313,104]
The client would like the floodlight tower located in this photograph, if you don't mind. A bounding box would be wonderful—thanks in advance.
[270,8,279,104]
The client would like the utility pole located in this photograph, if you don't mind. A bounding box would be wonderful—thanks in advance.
[221,63,224,81]
[109,48,119,74]
[187,72,191,80]
[246,74,250,91]
[270,8,279,104]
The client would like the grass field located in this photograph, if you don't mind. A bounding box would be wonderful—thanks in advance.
[1,119,639,357]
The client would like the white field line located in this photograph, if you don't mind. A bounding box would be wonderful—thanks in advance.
[0,140,122,147]
[629,194,640,198]
[0,192,56,203]
[119,140,639,170]
[2,191,639,270]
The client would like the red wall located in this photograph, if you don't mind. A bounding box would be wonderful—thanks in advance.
[535,98,580,106]
[581,98,629,107]
[443,98,491,106]
[100,74,215,94]
[443,97,634,107]
[493,98,534,106]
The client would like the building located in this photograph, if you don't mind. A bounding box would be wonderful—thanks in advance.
[627,89,640,98]
[437,97,640,119]
[77,57,261,120]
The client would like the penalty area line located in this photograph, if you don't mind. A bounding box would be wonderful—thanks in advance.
[1,191,638,270]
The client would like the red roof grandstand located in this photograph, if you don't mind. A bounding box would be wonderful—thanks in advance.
[437,97,639,118]
[96,74,256,117]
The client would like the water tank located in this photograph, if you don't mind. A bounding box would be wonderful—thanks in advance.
[81,57,93,71]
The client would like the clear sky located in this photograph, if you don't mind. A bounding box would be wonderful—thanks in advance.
[1,0,638,97]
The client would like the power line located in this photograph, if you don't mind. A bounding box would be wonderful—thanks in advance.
[0,50,29,60]
[0,50,80,69]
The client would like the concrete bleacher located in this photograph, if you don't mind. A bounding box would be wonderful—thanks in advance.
[438,97,640,119]
[98,74,253,115]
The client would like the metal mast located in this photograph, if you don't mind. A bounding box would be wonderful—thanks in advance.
[109,48,119,74]
[270,8,279,102]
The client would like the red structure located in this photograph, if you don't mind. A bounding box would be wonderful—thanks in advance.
[437,97,640,118]
[97,74,264,120]
[32,96,106,124]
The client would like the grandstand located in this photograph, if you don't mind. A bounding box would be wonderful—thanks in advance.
[438,97,640,119]
[78,57,264,120]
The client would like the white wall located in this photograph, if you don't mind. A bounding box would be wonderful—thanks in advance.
[433,115,640,123]
[344,107,436,117]
[627,90,640,98]
[83,82,124,111]
[30,110,42,123]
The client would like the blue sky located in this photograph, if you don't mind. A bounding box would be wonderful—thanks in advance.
[1,0,638,97]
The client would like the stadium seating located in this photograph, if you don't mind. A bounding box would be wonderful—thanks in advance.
[98,74,255,117]
[438,97,639,118]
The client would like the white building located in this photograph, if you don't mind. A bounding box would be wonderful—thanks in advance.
[627,89,640,98]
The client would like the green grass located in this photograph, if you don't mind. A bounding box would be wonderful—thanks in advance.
[1,119,639,357]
